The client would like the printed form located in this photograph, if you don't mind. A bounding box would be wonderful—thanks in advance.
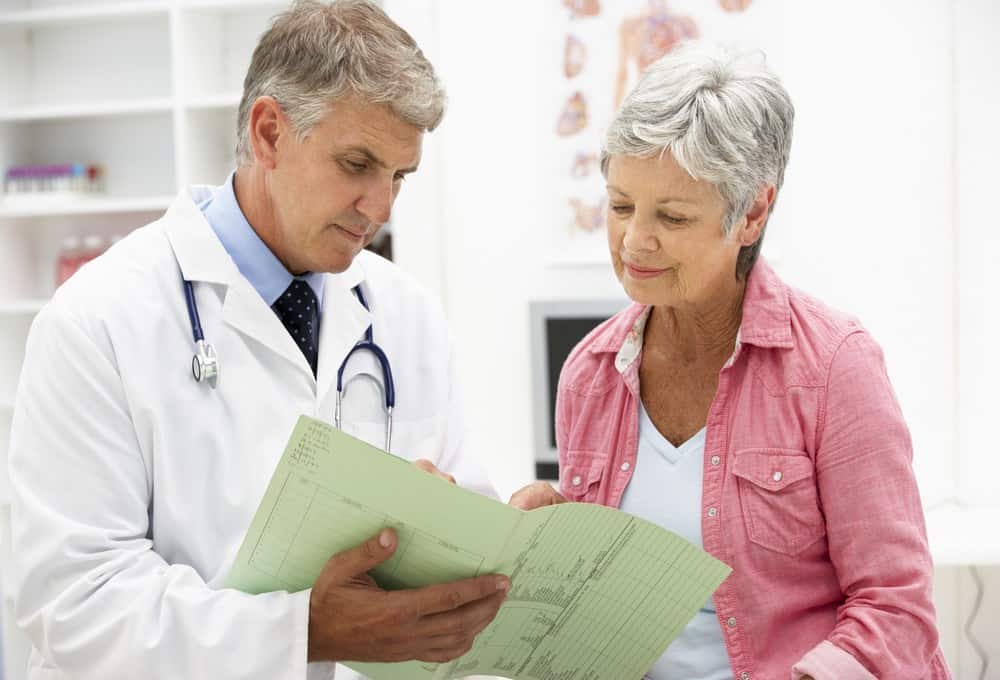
[226,417,731,680]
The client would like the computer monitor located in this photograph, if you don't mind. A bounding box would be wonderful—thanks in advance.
[529,299,630,480]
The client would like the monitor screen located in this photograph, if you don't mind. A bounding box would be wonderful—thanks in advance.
[530,300,629,480]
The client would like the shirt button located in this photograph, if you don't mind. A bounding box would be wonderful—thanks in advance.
[707,507,718,518]
[620,462,630,471]
[727,616,737,628]
[740,673,750,680]
[571,475,582,486]
[772,471,783,482]
[710,455,721,466]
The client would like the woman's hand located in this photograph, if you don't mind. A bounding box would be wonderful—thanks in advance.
[413,459,456,484]
[508,482,568,511]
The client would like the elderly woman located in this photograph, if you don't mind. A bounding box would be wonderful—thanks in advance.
[512,43,950,679]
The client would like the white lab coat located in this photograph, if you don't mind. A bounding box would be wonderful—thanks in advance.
[6,188,494,680]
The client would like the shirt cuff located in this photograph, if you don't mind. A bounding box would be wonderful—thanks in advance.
[292,588,312,677]
[791,640,876,680]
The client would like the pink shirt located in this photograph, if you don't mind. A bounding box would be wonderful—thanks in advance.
[556,258,951,680]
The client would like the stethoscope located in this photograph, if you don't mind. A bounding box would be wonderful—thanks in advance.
[183,278,396,450]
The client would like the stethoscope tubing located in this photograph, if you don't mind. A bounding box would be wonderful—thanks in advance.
[184,277,395,449]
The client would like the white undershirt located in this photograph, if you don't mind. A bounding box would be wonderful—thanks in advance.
[617,403,732,680]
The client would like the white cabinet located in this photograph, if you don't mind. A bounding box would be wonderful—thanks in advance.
[0,2,290,677]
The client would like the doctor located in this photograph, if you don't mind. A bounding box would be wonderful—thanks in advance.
[7,2,510,679]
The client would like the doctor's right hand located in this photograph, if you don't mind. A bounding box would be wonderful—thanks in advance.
[307,528,511,664]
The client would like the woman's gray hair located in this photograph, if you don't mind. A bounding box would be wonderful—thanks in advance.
[602,42,794,279]
[235,0,445,166]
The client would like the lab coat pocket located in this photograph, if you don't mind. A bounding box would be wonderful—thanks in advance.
[732,448,825,556]
[560,450,607,503]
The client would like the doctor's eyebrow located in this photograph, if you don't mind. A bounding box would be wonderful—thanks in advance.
[337,146,419,176]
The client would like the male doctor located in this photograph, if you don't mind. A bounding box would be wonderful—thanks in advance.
[7,1,510,678]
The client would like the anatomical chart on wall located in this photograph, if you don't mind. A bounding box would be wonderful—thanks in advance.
[552,0,775,264]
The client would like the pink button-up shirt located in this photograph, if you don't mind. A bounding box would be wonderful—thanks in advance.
[555,258,951,680]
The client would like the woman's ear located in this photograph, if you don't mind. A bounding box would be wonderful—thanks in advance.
[739,184,776,246]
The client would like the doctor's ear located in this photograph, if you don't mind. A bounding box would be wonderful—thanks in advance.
[247,96,286,170]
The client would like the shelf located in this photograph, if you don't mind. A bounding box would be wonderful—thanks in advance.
[0,195,173,219]
[0,2,170,28]
[0,300,46,317]
[0,98,174,123]
[186,93,241,110]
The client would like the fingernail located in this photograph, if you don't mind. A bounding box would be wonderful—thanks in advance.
[496,578,511,592]
[379,529,393,548]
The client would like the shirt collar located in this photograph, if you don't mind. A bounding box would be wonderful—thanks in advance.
[200,170,325,307]
[596,257,794,373]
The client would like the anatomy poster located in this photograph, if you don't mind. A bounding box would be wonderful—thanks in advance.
[552,0,778,264]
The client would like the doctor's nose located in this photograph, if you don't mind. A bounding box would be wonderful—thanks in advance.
[356,179,394,226]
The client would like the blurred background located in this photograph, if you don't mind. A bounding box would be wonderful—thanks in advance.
[0,0,997,677]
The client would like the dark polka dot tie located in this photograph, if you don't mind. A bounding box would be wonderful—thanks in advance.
[272,279,320,376]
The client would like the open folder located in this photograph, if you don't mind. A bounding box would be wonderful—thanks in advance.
[226,416,731,680]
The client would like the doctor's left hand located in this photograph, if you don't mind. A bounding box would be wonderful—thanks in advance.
[413,459,456,484]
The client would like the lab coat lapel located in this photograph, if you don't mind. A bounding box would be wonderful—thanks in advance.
[162,190,314,377]
[222,276,313,376]
[316,260,372,405]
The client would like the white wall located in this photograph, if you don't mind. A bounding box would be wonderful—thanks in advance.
[956,0,1000,506]
[388,0,1000,676]
[406,0,977,513]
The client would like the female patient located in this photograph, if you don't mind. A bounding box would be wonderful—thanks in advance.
[512,43,951,679]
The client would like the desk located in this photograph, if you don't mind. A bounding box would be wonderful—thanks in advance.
[925,503,999,679]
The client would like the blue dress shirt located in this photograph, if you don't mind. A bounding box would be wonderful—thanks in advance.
[198,171,325,307]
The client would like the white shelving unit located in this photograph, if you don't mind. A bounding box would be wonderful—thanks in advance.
[0,2,291,677]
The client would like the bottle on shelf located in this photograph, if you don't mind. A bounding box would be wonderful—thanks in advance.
[79,234,106,268]
[55,234,109,287]
[2,163,105,203]
[55,236,83,287]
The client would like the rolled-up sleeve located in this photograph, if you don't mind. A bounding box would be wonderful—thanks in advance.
[792,331,940,679]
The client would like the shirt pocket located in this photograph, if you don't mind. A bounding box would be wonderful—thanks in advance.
[731,448,826,556]
[559,450,607,503]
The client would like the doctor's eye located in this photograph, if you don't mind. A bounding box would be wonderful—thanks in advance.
[342,159,368,174]
[609,203,633,216]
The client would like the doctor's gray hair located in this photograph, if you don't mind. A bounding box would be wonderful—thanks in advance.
[235,0,445,166]
[602,42,794,279]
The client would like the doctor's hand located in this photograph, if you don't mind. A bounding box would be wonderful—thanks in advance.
[413,458,456,484]
[307,528,511,664]
[508,482,569,511]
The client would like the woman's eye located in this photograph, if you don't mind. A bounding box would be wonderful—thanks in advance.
[659,213,688,225]
[344,160,367,173]
[610,204,633,215]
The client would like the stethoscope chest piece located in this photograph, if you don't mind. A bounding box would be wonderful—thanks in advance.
[192,339,219,388]
[184,278,219,389]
